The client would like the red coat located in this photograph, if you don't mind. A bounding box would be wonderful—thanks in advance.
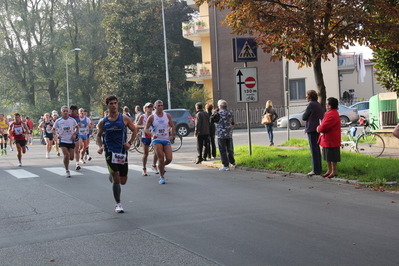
[317,109,341,148]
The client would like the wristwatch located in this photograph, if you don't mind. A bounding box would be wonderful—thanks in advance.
[128,141,133,145]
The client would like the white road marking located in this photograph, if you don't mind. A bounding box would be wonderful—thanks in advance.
[43,167,83,176]
[5,169,39,179]
[83,166,109,174]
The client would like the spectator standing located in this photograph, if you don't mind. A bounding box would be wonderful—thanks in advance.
[123,106,134,122]
[194,102,210,164]
[317,97,341,178]
[134,105,144,124]
[205,103,217,160]
[263,100,278,146]
[302,90,324,176]
[211,99,236,171]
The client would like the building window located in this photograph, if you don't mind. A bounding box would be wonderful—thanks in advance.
[289,79,306,101]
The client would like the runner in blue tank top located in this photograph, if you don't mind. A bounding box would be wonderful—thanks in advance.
[96,95,137,213]
[144,100,175,185]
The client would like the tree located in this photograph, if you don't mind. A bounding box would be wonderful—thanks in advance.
[372,48,399,92]
[97,0,199,109]
[195,0,399,107]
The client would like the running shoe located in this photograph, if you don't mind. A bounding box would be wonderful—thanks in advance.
[219,166,230,171]
[3,148,7,155]
[57,152,60,157]
[142,168,148,176]
[87,156,92,161]
[25,146,29,151]
[115,203,124,213]
[75,164,81,171]
[10,146,13,151]
[65,170,71,178]
[80,159,86,164]
[151,165,159,174]
[46,152,49,159]
[18,162,22,167]
[159,177,166,184]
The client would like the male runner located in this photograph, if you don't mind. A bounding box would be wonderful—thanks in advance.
[69,105,81,170]
[77,108,92,164]
[52,106,79,177]
[97,96,137,213]
[0,114,9,155]
[144,100,175,184]
[8,113,30,166]
[136,102,158,176]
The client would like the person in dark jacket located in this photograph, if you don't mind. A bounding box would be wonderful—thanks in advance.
[263,100,278,146]
[205,103,217,160]
[302,90,324,176]
[194,102,210,164]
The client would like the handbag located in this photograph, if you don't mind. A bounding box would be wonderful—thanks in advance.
[393,124,399,138]
[261,113,272,125]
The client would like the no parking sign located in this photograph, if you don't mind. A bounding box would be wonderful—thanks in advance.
[235,67,258,103]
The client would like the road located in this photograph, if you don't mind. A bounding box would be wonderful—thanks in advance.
[0,129,398,265]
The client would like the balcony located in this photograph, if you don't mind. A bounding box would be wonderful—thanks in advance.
[182,17,210,41]
[338,53,356,74]
[185,62,212,82]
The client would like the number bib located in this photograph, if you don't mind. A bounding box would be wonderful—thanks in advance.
[112,152,127,165]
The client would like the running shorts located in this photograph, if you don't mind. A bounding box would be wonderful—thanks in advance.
[105,151,128,177]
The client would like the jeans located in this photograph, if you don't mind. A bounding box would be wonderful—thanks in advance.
[307,132,322,173]
[265,123,274,144]
[218,138,235,167]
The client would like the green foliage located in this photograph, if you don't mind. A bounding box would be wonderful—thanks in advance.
[371,48,399,93]
[233,145,399,183]
[180,85,212,113]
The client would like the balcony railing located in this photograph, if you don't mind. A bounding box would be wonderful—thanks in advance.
[185,62,212,80]
[338,53,357,69]
[182,16,210,38]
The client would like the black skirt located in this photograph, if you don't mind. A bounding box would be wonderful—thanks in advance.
[322,147,341,162]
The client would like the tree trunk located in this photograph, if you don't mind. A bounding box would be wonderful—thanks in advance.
[313,57,326,111]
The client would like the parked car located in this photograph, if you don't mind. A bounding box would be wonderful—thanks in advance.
[164,109,195,137]
[277,105,359,130]
[350,101,369,119]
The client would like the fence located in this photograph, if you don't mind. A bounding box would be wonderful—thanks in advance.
[230,105,307,128]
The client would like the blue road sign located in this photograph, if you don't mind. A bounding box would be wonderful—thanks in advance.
[233,38,258,62]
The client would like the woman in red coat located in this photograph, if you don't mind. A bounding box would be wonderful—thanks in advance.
[317,97,341,178]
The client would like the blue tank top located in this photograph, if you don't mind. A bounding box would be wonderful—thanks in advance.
[103,113,127,153]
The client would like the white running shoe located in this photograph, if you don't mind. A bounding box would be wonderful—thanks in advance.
[18,162,22,167]
[115,203,124,213]
[87,156,92,161]
[75,164,81,170]
[219,166,230,171]
[46,152,50,159]
[65,170,71,178]
[79,160,86,164]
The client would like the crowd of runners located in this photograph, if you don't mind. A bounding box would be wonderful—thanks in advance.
[0,96,177,213]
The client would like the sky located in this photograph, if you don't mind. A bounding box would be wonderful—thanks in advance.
[343,44,374,60]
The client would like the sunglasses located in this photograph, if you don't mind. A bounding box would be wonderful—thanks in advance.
[146,106,153,108]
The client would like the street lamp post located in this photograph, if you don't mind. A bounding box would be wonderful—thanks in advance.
[65,48,81,107]
[161,0,171,109]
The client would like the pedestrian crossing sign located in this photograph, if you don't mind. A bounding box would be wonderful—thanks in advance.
[233,38,258,62]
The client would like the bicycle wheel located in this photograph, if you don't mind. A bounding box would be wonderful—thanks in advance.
[356,132,385,157]
[340,130,356,153]
[171,134,182,152]
[132,135,145,154]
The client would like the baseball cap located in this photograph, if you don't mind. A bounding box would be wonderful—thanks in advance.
[144,102,153,108]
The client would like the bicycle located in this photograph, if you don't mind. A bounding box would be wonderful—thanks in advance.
[130,129,183,154]
[341,115,385,157]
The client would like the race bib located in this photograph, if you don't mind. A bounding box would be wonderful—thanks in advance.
[111,152,127,165]
[14,127,23,135]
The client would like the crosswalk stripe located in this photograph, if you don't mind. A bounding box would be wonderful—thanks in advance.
[5,169,39,179]
[83,166,109,174]
[3,163,200,179]
[43,167,83,176]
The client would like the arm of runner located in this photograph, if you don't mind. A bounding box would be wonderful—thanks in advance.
[124,114,137,148]
[96,119,104,154]
[166,113,175,139]
[144,115,156,139]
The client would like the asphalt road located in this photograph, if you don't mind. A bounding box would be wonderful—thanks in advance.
[0,129,398,265]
